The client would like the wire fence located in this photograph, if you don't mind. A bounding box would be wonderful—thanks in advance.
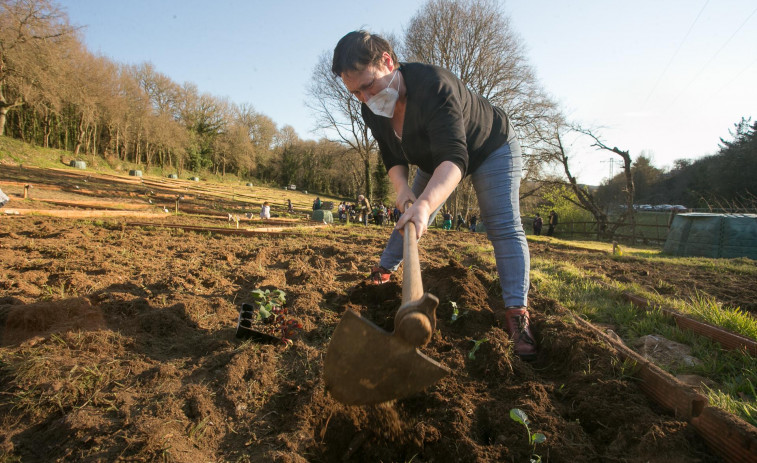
[525,212,675,245]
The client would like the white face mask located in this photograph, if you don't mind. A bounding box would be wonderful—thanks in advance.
[365,70,399,118]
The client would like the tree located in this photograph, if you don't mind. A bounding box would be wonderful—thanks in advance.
[403,0,557,217]
[405,0,556,154]
[0,0,76,136]
[235,102,276,178]
[538,119,637,240]
[307,52,377,201]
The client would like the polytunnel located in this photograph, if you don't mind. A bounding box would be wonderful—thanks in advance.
[663,213,757,259]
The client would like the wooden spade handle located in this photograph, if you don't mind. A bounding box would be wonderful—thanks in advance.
[402,220,423,305]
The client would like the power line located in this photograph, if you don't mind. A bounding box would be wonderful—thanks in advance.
[666,5,757,111]
[699,55,757,109]
[643,0,710,108]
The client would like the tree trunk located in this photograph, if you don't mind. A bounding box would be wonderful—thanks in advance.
[42,112,51,148]
[74,116,86,156]
[0,106,7,137]
[364,157,372,202]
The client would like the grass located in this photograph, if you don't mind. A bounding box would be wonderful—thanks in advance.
[530,255,757,426]
[0,136,347,210]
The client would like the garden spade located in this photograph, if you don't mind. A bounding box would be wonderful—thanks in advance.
[324,220,450,405]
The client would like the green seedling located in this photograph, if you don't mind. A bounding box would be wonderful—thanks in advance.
[250,288,286,321]
[449,301,469,323]
[247,288,302,343]
[509,408,546,463]
[468,338,488,359]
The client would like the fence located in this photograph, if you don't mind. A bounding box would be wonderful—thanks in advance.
[526,212,674,245]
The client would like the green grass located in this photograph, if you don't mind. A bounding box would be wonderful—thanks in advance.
[530,256,757,426]
[0,136,347,210]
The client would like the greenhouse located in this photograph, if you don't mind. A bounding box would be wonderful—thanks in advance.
[663,213,757,259]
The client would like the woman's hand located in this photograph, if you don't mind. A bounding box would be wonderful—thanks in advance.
[395,199,431,240]
[395,185,416,213]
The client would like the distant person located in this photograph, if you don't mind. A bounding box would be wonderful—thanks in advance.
[442,211,452,230]
[313,197,322,211]
[455,213,466,230]
[357,194,371,225]
[0,187,8,208]
[287,199,294,213]
[469,215,478,232]
[260,201,271,219]
[547,210,558,236]
[532,213,543,235]
[392,206,401,224]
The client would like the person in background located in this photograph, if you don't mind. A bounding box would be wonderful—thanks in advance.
[287,198,294,213]
[469,215,478,232]
[532,213,543,235]
[357,194,371,226]
[455,213,466,230]
[332,30,535,359]
[442,210,452,230]
[260,201,271,219]
[547,210,558,236]
[313,197,322,211]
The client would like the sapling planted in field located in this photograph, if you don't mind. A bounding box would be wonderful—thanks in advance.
[509,408,546,463]
[468,338,488,359]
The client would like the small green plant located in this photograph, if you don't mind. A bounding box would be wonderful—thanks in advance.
[247,288,302,343]
[250,289,286,321]
[468,338,488,359]
[509,408,546,463]
[449,301,469,323]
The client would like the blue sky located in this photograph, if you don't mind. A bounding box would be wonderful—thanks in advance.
[58,0,757,185]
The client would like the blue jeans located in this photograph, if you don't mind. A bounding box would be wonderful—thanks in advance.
[379,137,530,307]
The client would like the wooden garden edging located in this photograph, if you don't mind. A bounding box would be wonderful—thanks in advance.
[590,277,757,357]
[569,310,757,461]
[125,222,328,236]
[3,209,169,219]
[620,291,757,357]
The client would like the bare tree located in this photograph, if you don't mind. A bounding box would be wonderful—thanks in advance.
[538,118,638,240]
[306,52,377,201]
[405,0,556,151]
[404,0,558,218]
[0,0,76,136]
[575,126,636,237]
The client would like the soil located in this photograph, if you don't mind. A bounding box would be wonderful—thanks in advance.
[528,241,757,314]
[1,167,753,462]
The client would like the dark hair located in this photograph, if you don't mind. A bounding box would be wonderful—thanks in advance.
[332,30,399,76]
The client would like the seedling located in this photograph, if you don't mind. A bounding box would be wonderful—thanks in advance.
[468,337,488,359]
[509,408,546,463]
[449,301,469,323]
[241,288,302,343]
[250,289,287,321]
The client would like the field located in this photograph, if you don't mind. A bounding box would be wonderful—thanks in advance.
[1,165,756,462]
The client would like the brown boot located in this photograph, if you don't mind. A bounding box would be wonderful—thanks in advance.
[497,307,537,360]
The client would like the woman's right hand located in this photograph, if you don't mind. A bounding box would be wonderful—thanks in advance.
[395,186,416,212]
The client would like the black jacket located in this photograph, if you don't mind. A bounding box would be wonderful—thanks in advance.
[361,62,511,177]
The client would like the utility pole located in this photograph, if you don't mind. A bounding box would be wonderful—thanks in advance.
[600,159,623,181]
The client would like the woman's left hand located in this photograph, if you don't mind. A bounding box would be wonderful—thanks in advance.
[395,200,431,240]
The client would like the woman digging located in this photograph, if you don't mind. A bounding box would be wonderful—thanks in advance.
[332,30,535,360]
